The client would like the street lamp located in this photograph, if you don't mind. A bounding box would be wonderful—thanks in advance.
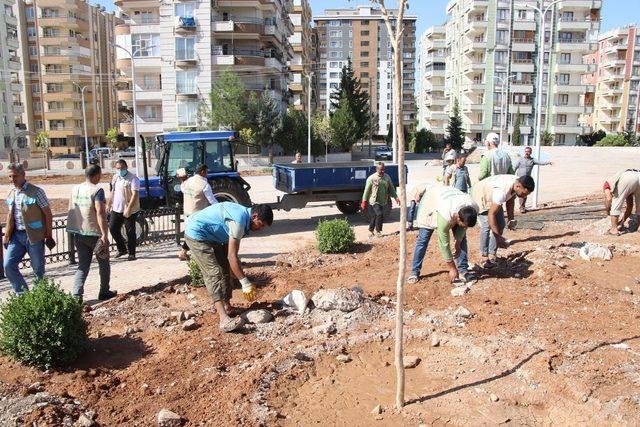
[113,43,156,176]
[519,0,566,208]
[307,71,313,163]
[494,74,516,145]
[73,82,90,165]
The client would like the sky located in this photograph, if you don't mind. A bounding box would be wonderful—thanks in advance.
[97,0,639,36]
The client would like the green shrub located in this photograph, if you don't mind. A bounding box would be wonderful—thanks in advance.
[316,219,355,254]
[188,259,204,287]
[0,278,88,369]
[595,134,631,147]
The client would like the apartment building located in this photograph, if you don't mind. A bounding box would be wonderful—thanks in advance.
[16,0,118,154]
[289,0,312,110]
[583,25,640,134]
[0,0,27,157]
[417,25,447,138]
[443,0,600,146]
[114,0,293,142]
[314,5,417,137]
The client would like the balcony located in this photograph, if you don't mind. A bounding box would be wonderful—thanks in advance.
[39,15,88,31]
[511,82,534,93]
[557,18,598,31]
[212,46,265,67]
[511,59,534,73]
[558,0,602,9]
[39,34,90,48]
[10,81,21,92]
[45,109,83,120]
[557,39,591,51]
[8,57,20,70]
[117,90,133,102]
[555,84,589,94]
[175,52,198,67]
[553,104,586,114]
[38,0,78,7]
[555,62,588,73]
[116,55,162,70]
[175,16,196,33]
[603,59,626,68]
[12,102,24,114]
[426,68,446,77]
[6,36,19,48]
[512,19,536,32]
[464,0,489,13]
[212,16,264,37]
[43,92,82,102]
[265,56,285,69]
[512,38,535,52]
[48,127,83,138]
[465,19,487,34]
[550,125,590,134]
[509,104,532,114]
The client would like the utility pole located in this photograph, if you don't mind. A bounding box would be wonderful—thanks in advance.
[391,63,397,164]
[73,82,90,165]
[368,77,373,158]
[307,71,313,163]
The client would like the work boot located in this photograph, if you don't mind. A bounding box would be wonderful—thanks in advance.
[115,251,128,259]
[482,258,496,269]
[127,254,137,261]
[98,290,117,301]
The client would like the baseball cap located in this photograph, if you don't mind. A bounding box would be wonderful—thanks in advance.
[485,132,500,145]
[176,168,187,178]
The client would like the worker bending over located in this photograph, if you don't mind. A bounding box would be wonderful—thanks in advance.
[603,169,640,235]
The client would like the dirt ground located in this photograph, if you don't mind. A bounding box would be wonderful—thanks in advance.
[0,197,639,426]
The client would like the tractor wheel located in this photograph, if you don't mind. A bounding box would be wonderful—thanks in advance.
[360,202,392,223]
[211,178,252,206]
[336,200,360,215]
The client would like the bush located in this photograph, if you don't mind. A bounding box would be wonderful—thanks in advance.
[188,259,204,287]
[595,134,630,147]
[0,278,88,369]
[316,219,355,254]
[410,129,438,153]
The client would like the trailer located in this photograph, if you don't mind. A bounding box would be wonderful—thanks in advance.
[270,162,407,219]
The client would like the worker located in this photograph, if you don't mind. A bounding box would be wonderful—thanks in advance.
[67,164,115,302]
[442,150,456,180]
[445,154,471,192]
[407,185,479,285]
[441,142,455,176]
[603,169,640,235]
[514,146,553,213]
[478,132,514,181]
[3,163,54,295]
[177,164,218,260]
[108,159,140,261]
[292,152,303,164]
[471,174,535,268]
[184,202,273,332]
[361,162,400,238]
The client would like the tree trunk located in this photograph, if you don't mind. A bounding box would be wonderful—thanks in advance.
[392,41,407,409]
[268,145,274,165]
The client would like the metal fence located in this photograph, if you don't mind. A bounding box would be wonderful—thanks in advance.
[0,208,183,278]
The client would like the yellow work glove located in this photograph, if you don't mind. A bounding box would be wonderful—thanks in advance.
[240,277,256,302]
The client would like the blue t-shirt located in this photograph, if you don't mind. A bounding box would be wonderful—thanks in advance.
[185,202,251,243]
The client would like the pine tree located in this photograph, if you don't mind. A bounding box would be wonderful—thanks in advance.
[330,92,360,152]
[330,59,370,140]
[209,69,247,130]
[246,91,282,164]
[446,98,465,150]
[511,108,522,146]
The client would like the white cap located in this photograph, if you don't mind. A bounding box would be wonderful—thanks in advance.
[444,151,456,162]
[176,168,187,178]
[485,132,500,146]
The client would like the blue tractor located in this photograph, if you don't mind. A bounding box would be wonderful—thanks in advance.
[138,131,252,210]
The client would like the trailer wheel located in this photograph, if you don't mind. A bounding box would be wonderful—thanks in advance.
[360,202,392,223]
[211,178,252,207]
[336,200,360,215]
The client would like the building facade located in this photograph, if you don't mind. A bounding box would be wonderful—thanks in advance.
[583,25,640,134]
[417,25,447,138]
[314,6,417,137]
[289,0,312,111]
[114,0,293,143]
[17,0,118,154]
[441,0,600,146]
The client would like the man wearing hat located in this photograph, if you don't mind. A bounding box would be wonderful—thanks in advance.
[67,164,114,302]
[177,164,218,260]
[478,132,514,181]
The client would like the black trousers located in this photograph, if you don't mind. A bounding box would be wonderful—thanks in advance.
[109,211,137,255]
[369,204,384,233]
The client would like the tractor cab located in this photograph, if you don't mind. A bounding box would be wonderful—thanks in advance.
[146,131,252,209]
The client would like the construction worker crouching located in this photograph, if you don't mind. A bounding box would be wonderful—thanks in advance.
[603,169,640,235]
[407,185,479,285]
[184,202,273,333]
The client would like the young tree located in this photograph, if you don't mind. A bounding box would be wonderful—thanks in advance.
[275,107,308,155]
[246,91,282,164]
[106,127,119,149]
[541,130,554,146]
[371,0,409,409]
[446,98,465,150]
[511,108,522,146]
[330,94,360,152]
[410,129,437,153]
[330,59,370,141]
[35,131,50,169]
[385,122,393,145]
[312,113,334,159]
[209,69,247,130]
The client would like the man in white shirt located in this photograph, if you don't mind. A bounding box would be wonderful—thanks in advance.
[292,152,303,164]
[471,174,535,268]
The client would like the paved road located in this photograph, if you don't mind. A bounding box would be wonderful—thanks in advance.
[0,146,637,300]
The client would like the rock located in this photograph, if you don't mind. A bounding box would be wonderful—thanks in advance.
[75,414,94,427]
[157,409,182,427]
[27,382,43,394]
[431,336,440,347]
[371,404,382,415]
[241,309,274,324]
[312,322,336,335]
[336,354,352,363]
[154,318,166,327]
[623,286,634,295]
[182,319,199,331]
[579,243,612,261]
[403,356,421,369]
[281,290,309,313]
[553,261,568,269]
[311,288,363,312]
[171,311,186,322]
[124,326,135,335]
[450,286,470,297]
[379,296,391,304]
[294,352,313,362]
[453,306,473,320]
[490,393,499,402]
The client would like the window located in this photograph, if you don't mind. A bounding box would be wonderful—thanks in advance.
[495,50,508,64]
[329,72,339,78]
[29,46,37,56]
[35,120,43,130]
[29,62,38,73]
[361,72,369,78]
[361,20,369,25]
[175,3,195,17]
[497,9,508,21]
[496,30,508,43]
[27,27,36,37]
[329,51,341,58]
[329,61,340,68]
[176,70,197,94]
[135,10,157,24]
[132,34,160,56]
[175,37,195,60]
[329,40,342,48]
[557,94,568,105]
[556,74,570,85]
[560,53,571,64]
[329,20,340,26]
[141,105,159,120]
[361,30,369,36]
[31,83,40,93]
[329,30,342,38]
[329,82,338,89]
[561,11,574,21]
[360,41,369,46]
[361,51,369,57]
[556,114,567,125]
[556,134,566,145]
[26,7,34,19]
[177,102,197,126]
[33,102,41,111]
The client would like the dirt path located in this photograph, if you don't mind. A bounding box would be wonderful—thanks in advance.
[0,201,639,425]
